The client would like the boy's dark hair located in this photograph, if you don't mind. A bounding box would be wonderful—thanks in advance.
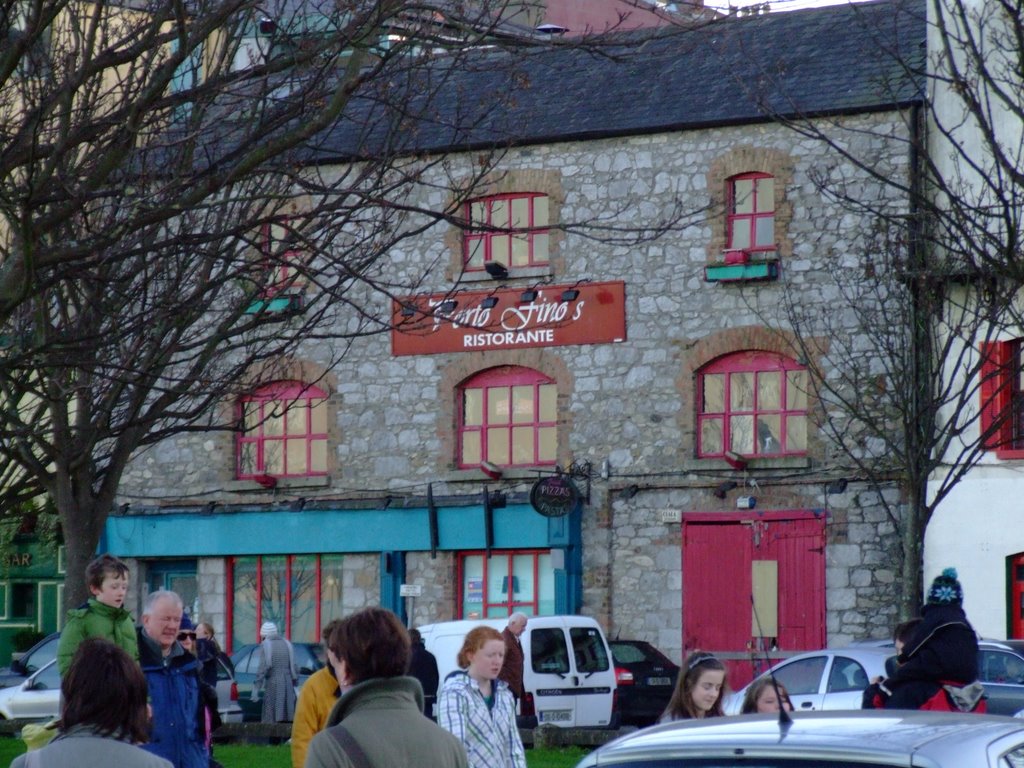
[85,554,129,590]
[327,608,409,685]
[894,618,922,646]
[62,638,150,743]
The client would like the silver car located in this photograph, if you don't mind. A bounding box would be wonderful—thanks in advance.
[575,710,1024,767]
[723,646,894,714]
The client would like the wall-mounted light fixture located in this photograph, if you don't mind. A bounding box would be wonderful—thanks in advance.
[481,296,499,309]
[826,478,849,494]
[201,502,217,516]
[724,450,748,470]
[561,289,580,302]
[519,289,538,303]
[438,300,458,313]
[713,480,738,499]
[481,460,503,480]
[118,502,131,515]
[621,484,640,500]
[484,261,509,280]
[291,497,306,512]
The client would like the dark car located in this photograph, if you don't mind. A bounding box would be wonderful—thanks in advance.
[0,633,59,689]
[609,639,680,727]
[230,641,325,721]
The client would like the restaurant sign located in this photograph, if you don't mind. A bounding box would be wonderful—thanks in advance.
[391,281,626,356]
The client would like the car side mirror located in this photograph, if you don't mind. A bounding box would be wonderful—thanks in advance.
[9,659,26,675]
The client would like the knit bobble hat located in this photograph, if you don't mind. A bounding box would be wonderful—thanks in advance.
[179,613,196,631]
[260,621,279,638]
[927,567,964,606]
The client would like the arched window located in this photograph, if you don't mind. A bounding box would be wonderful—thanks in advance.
[698,352,807,458]
[463,193,550,272]
[458,366,557,468]
[726,173,775,254]
[237,381,328,478]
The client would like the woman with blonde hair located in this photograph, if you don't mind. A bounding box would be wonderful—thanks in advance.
[438,625,526,768]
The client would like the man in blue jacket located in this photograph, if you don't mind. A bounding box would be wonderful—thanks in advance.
[137,590,209,768]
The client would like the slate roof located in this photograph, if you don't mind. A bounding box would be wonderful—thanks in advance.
[301,0,926,161]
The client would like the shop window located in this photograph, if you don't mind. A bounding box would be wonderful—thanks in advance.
[10,583,35,620]
[980,339,1024,458]
[458,366,557,468]
[698,351,808,458]
[726,173,775,256]
[237,381,328,479]
[459,550,554,619]
[227,553,344,650]
[463,193,549,273]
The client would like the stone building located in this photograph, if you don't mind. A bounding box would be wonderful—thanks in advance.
[110,0,923,685]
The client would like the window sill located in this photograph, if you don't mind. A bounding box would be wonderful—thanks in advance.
[445,467,556,483]
[459,265,553,283]
[225,476,330,492]
[682,456,811,472]
[704,259,779,283]
[994,449,1024,461]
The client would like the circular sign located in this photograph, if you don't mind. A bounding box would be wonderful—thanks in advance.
[530,475,580,518]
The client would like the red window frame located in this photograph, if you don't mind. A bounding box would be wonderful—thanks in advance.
[463,193,549,271]
[979,339,1024,458]
[237,380,328,479]
[726,172,775,255]
[456,550,548,618]
[457,366,557,469]
[697,351,808,458]
[261,220,306,297]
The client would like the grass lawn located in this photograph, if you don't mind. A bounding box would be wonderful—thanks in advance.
[0,736,588,767]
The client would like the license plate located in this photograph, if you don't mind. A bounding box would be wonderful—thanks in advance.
[647,677,672,686]
[539,709,572,723]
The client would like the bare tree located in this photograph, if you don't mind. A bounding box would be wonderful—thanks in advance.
[746,0,1024,615]
[0,0,702,606]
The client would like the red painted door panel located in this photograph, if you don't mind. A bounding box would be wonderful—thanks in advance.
[682,512,825,689]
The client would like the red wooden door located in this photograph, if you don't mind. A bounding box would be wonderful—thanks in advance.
[1010,553,1024,638]
[682,511,826,689]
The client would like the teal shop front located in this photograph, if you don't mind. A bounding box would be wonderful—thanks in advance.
[101,497,583,651]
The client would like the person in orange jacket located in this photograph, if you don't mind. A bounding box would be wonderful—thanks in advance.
[290,620,342,768]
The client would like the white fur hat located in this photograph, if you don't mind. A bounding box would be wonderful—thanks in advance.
[260,621,279,638]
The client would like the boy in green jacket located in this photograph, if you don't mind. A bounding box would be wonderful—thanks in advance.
[56,554,139,675]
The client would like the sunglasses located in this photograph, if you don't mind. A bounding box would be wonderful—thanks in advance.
[178,632,197,641]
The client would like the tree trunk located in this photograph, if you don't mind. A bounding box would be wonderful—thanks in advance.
[899,486,925,622]
[56,495,110,612]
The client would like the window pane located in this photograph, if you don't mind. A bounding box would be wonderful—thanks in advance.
[756,177,775,212]
[286,402,306,435]
[758,415,781,454]
[239,442,257,475]
[286,439,307,474]
[758,371,781,410]
[231,558,258,651]
[310,399,327,433]
[733,178,754,214]
[539,384,557,421]
[731,372,755,410]
[787,370,808,409]
[463,556,484,619]
[290,555,317,643]
[511,385,534,424]
[464,389,483,426]
[462,430,481,465]
[532,232,549,263]
[466,236,484,269]
[702,373,725,413]
[538,427,556,463]
[532,627,570,674]
[510,234,530,267]
[701,418,723,454]
[263,441,283,473]
[491,199,509,228]
[533,197,549,227]
[265,409,284,436]
[755,215,775,247]
[243,402,260,432]
[511,197,529,228]
[320,555,345,625]
[470,201,486,225]
[310,439,327,472]
[487,427,509,464]
[786,415,808,451]
[538,553,555,615]
[512,426,534,464]
[487,555,508,613]
[260,556,288,633]
[730,219,751,249]
[491,234,510,263]
[513,554,535,603]
[488,387,510,424]
[730,415,755,453]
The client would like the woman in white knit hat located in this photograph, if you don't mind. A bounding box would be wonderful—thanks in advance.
[252,620,299,728]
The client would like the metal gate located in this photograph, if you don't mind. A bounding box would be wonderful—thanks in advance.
[682,510,826,689]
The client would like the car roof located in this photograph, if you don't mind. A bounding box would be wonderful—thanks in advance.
[579,710,1024,766]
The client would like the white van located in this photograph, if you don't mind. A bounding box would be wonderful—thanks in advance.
[417,615,617,728]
